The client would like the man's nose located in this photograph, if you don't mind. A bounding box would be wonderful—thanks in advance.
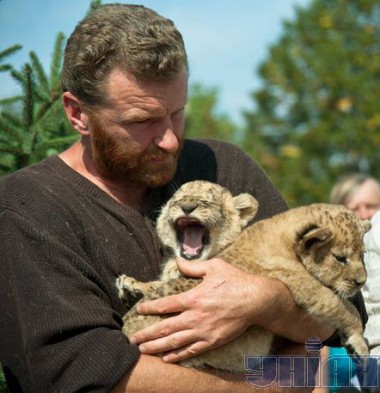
[154,120,179,153]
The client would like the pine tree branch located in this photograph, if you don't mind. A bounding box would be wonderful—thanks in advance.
[0,144,20,154]
[87,0,102,17]
[50,32,65,93]
[0,45,22,61]
[0,132,16,144]
[0,96,22,105]
[0,64,12,73]
[22,63,34,129]
[34,94,62,126]
[0,115,24,144]
[10,69,26,86]
[1,111,23,129]
[0,162,13,174]
[40,134,79,148]
[34,86,51,102]
[30,51,50,95]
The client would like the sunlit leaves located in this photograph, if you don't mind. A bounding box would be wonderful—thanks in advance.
[243,0,380,206]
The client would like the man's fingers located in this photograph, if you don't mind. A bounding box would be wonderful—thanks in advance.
[136,293,186,315]
[162,341,210,363]
[130,321,171,345]
[137,330,194,355]
[136,329,212,362]
[130,315,189,345]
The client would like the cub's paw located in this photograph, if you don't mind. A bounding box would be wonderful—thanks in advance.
[345,334,369,359]
[116,274,146,308]
[116,275,163,308]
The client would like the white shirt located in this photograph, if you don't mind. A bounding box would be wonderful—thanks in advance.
[363,211,380,350]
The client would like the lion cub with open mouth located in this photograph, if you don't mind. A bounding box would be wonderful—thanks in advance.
[117,180,370,373]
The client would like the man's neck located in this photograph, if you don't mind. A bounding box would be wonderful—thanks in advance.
[59,141,146,211]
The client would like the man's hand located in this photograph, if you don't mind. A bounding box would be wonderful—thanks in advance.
[129,258,334,363]
[129,258,278,363]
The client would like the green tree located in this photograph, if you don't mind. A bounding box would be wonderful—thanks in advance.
[186,83,239,143]
[0,44,23,176]
[0,33,78,175]
[0,44,22,105]
[0,369,6,393]
[0,0,103,177]
[243,0,380,206]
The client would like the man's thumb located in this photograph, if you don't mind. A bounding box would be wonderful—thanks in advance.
[176,257,208,278]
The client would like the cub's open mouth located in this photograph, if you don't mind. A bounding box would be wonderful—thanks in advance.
[175,217,209,260]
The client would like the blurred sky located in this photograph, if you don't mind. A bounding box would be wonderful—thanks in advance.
[0,0,310,125]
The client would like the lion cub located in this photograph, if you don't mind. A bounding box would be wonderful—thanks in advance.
[117,180,258,304]
[119,182,370,373]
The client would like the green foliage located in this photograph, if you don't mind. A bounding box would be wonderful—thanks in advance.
[0,45,22,108]
[0,1,104,177]
[243,0,380,206]
[186,83,239,143]
[0,44,22,74]
[0,368,7,393]
[0,35,78,176]
[87,0,102,16]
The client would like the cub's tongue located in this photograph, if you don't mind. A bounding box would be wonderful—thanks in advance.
[181,225,206,259]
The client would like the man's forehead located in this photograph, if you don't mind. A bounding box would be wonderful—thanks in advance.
[102,68,188,112]
[104,67,188,90]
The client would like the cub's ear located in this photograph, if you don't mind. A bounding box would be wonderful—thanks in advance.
[232,193,259,226]
[295,225,334,257]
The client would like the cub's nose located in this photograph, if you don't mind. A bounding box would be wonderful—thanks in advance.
[353,278,366,287]
[181,203,198,215]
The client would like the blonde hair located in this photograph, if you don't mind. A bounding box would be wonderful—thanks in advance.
[330,173,378,205]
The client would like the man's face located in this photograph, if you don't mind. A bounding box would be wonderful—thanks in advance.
[87,68,187,187]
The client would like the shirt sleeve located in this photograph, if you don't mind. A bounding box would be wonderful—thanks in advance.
[0,209,140,393]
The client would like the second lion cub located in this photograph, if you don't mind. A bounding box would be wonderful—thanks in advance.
[119,180,370,373]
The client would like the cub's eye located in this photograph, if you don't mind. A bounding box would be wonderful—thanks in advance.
[334,254,348,265]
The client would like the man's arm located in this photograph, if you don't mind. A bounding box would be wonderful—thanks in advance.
[112,352,314,393]
[0,207,141,392]
[129,258,334,363]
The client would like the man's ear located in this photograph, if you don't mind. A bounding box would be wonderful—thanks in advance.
[62,92,90,135]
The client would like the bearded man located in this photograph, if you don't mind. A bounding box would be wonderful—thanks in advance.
[0,4,365,393]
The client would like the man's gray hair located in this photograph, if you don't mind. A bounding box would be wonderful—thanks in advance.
[61,3,188,106]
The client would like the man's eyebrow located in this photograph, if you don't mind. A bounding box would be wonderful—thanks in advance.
[115,104,186,123]
[115,111,154,123]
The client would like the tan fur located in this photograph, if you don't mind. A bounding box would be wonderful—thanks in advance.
[117,180,258,297]
[119,182,370,373]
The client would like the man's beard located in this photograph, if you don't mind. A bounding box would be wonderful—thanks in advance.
[90,121,182,187]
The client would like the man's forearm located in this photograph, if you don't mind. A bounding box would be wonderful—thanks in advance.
[111,353,309,393]
[112,354,258,393]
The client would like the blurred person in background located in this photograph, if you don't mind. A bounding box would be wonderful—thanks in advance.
[330,173,380,220]
[327,173,380,392]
